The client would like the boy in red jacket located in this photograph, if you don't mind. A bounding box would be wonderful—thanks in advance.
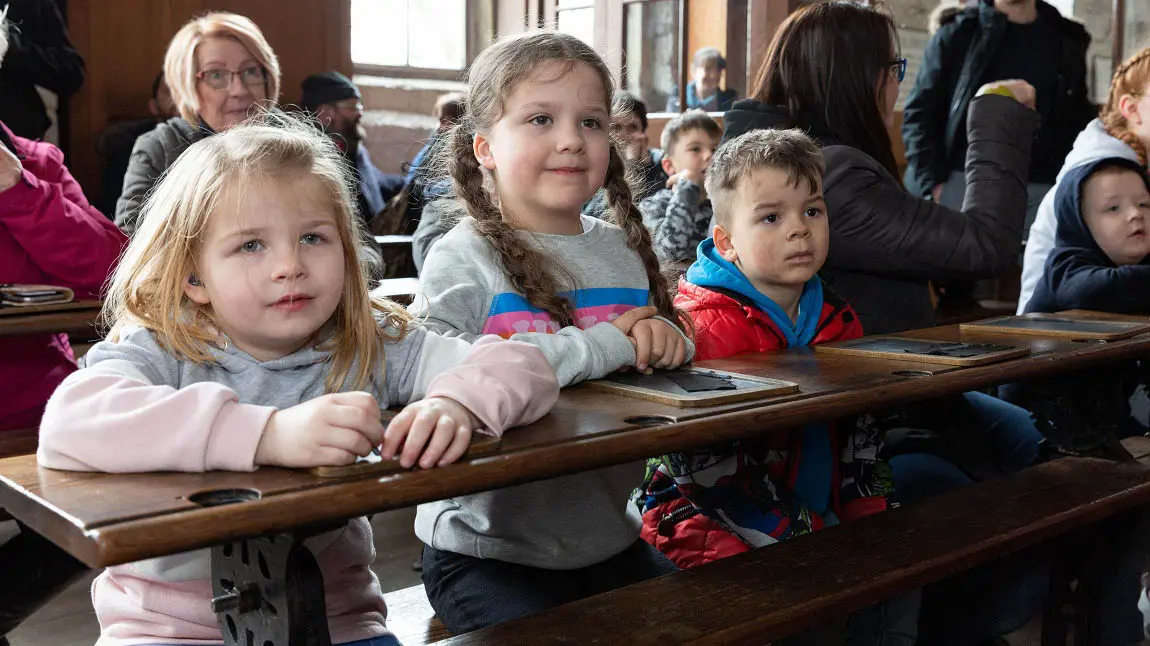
[637,128,913,642]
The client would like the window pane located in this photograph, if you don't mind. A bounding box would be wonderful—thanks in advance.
[624,1,679,112]
[557,8,596,47]
[408,0,466,69]
[352,0,409,67]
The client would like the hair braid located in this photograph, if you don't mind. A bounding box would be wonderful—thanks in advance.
[602,144,688,333]
[447,122,576,326]
[1102,48,1150,166]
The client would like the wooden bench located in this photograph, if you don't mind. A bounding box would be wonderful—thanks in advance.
[433,457,1150,645]
[0,427,38,523]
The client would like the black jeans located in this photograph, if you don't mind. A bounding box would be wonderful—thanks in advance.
[421,539,677,634]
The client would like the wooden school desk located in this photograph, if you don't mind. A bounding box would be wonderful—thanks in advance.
[0,299,101,338]
[3,310,1150,645]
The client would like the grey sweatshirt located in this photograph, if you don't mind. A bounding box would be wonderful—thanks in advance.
[638,179,714,263]
[406,214,694,569]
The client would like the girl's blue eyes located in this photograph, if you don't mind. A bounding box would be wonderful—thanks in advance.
[237,234,325,253]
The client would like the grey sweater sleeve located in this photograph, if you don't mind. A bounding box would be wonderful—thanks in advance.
[639,181,712,262]
[410,226,636,387]
[114,135,164,236]
[412,198,455,273]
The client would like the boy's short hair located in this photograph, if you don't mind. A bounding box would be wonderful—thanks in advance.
[613,90,648,130]
[660,109,723,154]
[692,47,726,71]
[706,128,825,227]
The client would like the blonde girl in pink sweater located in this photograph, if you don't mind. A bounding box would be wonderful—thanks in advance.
[36,116,558,646]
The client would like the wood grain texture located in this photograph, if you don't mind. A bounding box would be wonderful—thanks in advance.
[0,299,97,317]
[816,337,1030,367]
[439,458,1150,645]
[961,314,1150,340]
[0,308,102,337]
[8,317,1150,567]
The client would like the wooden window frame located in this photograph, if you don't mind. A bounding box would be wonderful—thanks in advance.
[351,0,491,80]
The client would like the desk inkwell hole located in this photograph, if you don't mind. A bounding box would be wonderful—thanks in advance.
[891,370,934,378]
[624,415,677,428]
[1072,338,1109,345]
[188,488,261,507]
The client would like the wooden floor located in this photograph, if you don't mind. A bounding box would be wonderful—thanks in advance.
[5,507,424,646]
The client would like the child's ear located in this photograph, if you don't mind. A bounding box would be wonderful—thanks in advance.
[473,131,497,171]
[713,224,739,262]
[661,153,676,176]
[184,274,211,305]
[1120,94,1144,126]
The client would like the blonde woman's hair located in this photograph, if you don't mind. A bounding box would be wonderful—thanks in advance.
[163,12,282,126]
[1102,47,1150,166]
[104,113,411,393]
[443,31,684,330]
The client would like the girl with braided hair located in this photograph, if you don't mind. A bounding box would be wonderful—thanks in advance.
[1019,47,1150,312]
[405,31,691,634]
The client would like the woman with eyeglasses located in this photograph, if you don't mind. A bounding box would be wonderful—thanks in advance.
[114,12,281,235]
[723,1,1035,336]
[720,3,1071,645]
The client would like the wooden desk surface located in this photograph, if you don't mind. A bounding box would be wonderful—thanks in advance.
[0,300,102,337]
[3,311,1149,568]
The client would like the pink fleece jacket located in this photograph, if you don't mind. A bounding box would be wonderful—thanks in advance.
[38,330,558,645]
[0,122,127,429]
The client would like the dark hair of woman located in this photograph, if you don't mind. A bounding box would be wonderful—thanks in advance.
[750,1,902,179]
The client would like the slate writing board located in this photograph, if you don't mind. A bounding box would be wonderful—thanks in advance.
[960,315,1150,341]
[816,336,1029,366]
[584,367,799,408]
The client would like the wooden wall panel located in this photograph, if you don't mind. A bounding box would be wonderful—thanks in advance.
[686,0,727,66]
[66,0,350,199]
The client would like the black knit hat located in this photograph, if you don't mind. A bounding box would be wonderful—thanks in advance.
[300,71,360,111]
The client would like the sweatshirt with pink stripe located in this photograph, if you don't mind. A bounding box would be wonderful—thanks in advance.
[37,324,559,646]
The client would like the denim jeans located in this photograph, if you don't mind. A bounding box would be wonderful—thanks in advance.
[421,538,677,634]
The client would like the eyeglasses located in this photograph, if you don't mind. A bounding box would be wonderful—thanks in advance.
[890,58,908,83]
[196,66,266,90]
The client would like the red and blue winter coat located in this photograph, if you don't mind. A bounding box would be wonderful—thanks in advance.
[636,255,895,569]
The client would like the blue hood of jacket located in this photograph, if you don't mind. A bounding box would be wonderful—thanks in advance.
[685,238,824,348]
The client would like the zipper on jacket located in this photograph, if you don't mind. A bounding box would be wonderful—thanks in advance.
[657,505,699,537]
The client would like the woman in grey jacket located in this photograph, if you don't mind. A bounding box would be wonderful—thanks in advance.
[114,12,282,235]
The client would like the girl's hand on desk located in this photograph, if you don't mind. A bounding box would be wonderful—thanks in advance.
[381,397,481,469]
[256,392,385,467]
[628,318,687,373]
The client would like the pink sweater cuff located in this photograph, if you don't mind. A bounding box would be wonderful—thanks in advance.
[205,402,275,471]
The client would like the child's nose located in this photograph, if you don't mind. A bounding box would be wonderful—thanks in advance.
[272,249,306,280]
[556,123,585,153]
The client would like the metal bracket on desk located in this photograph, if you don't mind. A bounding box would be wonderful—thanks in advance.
[1022,366,1135,462]
[210,531,332,646]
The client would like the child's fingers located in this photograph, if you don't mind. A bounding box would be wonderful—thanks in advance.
[418,415,457,469]
[327,402,385,445]
[380,409,415,459]
[321,427,376,458]
[631,323,652,370]
[438,425,473,467]
[399,410,437,468]
[670,336,688,368]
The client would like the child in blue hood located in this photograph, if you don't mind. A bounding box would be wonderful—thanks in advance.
[1026,157,1150,314]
